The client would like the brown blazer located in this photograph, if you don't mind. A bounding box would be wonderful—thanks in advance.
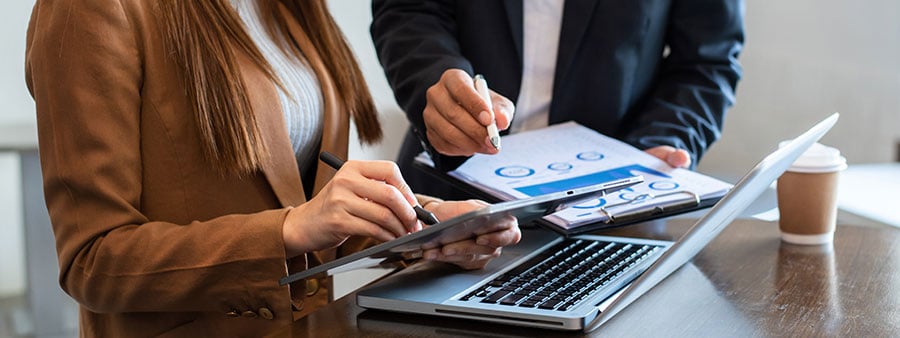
[25,1,417,336]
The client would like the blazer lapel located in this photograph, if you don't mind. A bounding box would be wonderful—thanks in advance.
[242,56,307,208]
[554,0,599,87]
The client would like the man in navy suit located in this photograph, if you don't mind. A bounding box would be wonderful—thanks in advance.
[371,0,744,199]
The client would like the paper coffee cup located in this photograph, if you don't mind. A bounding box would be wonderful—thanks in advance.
[776,142,846,245]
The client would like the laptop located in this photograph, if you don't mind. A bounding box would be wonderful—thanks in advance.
[356,113,840,331]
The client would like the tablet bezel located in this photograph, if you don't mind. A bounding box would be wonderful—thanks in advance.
[278,175,643,285]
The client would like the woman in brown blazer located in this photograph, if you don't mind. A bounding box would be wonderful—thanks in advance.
[25,0,520,336]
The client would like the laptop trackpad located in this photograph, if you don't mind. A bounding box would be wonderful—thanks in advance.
[358,229,559,304]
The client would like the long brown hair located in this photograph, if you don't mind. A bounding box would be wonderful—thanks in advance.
[160,0,381,176]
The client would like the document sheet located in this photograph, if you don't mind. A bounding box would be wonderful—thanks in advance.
[421,122,732,230]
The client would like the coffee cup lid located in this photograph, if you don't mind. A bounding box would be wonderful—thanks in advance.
[779,141,847,173]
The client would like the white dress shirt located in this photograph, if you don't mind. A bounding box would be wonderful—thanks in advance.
[511,0,565,133]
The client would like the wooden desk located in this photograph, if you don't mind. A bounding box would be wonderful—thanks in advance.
[270,219,900,337]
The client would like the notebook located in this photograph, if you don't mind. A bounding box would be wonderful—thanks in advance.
[414,122,733,235]
[356,113,839,331]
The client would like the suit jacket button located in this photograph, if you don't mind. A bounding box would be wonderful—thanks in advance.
[241,310,258,318]
[306,278,320,296]
[259,307,274,320]
[225,310,240,318]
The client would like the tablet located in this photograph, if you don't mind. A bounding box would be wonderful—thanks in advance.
[278,175,644,285]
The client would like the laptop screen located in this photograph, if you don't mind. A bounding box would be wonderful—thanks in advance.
[585,113,840,331]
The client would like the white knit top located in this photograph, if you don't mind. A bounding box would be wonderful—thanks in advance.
[231,0,324,180]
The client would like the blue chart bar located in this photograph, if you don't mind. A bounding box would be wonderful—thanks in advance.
[513,164,670,197]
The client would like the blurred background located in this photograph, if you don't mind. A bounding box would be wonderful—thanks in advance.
[1,1,897,337]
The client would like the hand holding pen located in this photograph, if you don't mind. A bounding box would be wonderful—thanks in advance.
[280,152,438,257]
[314,152,521,270]
[420,69,515,157]
[319,152,439,225]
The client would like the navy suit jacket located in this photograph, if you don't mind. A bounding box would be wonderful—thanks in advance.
[372,0,744,199]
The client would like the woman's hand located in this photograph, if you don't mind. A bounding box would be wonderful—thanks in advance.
[281,160,421,258]
[421,200,522,270]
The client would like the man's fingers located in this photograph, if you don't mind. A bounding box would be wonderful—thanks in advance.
[668,149,692,168]
[424,109,483,156]
[644,146,691,168]
[442,70,491,119]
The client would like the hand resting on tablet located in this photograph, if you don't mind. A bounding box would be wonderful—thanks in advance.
[421,199,521,270]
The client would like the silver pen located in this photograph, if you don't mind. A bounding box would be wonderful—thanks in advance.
[474,74,501,150]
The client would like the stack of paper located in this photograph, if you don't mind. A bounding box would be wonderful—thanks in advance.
[423,122,732,230]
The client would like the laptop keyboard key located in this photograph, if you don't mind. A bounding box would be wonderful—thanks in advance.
[538,297,565,310]
[482,289,510,304]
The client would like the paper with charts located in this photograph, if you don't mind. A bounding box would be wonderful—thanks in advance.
[443,122,733,230]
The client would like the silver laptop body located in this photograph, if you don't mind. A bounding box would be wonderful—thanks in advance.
[357,113,840,331]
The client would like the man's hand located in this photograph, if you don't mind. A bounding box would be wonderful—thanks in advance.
[423,69,515,157]
[644,146,692,168]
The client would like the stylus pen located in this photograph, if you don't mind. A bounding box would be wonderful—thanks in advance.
[474,74,501,150]
[319,151,440,225]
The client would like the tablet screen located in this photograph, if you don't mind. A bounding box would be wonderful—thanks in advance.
[279,175,643,285]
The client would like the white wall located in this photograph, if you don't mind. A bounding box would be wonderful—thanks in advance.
[0,154,24,297]
[0,1,36,126]
[698,0,900,178]
[0,0,34,297]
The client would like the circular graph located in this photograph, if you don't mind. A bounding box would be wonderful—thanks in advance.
[572,198,607,209]
[494,166,535,178]
[649,181,680,191]
[547,162,573,171]
[619,191,650,201]
[576,151,605,161]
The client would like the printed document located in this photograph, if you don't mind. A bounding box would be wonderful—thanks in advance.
[424,122,732,230]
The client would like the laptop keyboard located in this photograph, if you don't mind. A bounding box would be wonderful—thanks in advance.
[459,238,660,311]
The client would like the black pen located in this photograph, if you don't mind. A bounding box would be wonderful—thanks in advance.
[319,152,440,225]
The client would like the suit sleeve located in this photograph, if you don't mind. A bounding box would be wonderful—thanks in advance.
[26,0,292,314]
[623,0,744,167]
[371,0,473,170]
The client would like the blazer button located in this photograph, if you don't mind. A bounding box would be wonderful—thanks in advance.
[241,310,258,319]
[225,310,240,318]
[259,307,274,320]
[306,278,320,296]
